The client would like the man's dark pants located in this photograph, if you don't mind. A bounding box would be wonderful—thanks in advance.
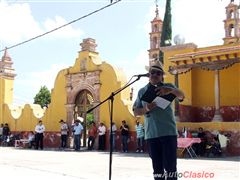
[35,133,44,150]
[61,134,68,148]
[121,135,128,152]
[74,134,81,150]
[88,136,95,150]
[98,134,106,150]
[147,135,177,180]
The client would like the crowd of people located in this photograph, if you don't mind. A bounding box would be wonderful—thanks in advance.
[0,118,146,153]
[0,119,227,159]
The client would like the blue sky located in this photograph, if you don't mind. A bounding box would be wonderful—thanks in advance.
[0,0,230,105]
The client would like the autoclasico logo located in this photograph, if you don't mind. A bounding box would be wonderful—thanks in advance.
[154,171,215,179]
[182,171,215,178]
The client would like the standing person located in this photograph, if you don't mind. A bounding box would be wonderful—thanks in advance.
[0,124,3,144]
[2,123,10,142]
[135,119,144,153]
[133,60,184,180]
[109,122,117,151]
[34,120,45,150]
[120,120,129,153]
[87,122,97,150]
[73,120,83,151]
[59,119,69,150]
[98,122,106,151]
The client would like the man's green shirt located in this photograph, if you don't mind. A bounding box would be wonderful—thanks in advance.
[133,83,177,140]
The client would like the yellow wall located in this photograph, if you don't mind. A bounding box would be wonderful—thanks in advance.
[220,64,240,105]
[163,46,196,106]
[0,77,14,124]
[191,69,215,106]
[1,103,44,131]
[99,61,134,129]
[163,44,240,107]
[0,77,14,105]
[44,69,68,131]
[177,122,240,131]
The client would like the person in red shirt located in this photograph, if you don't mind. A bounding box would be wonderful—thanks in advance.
[87,122,97,150]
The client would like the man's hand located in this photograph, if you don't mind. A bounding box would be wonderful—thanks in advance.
[155,86,185,101]
[133,102,157,116]
[155,86,173,96]
[145,102,157,112]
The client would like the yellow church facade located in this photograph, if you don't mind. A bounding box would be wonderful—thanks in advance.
[0,38,139,149]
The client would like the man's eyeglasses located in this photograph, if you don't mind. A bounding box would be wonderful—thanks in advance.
[150,70,163,76]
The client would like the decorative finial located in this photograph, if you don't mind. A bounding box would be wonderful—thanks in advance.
[155,0,159,18]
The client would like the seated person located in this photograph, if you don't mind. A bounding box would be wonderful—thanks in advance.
[205,136,222,157]
[28,131,35,148]
[193,127,207,156]
[217,133,229,156]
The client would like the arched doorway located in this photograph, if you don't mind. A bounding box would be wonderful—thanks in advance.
[74,90,94,147]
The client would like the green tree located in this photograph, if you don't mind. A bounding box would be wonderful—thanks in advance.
[159,0,172,64]
[33,86,51,108]
[86,112,94,128]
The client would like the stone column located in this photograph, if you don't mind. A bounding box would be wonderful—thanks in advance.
[212,70,223,121]
[65,103,75,148]
[65,104,75,126]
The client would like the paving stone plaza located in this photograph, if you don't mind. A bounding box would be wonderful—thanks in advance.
[0,147,239,180]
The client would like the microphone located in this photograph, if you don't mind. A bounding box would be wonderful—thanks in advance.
[133,73,149,78]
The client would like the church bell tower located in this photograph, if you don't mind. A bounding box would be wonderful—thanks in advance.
[148,2,163,63]
[0,48,16,105]
[223,0,240,44]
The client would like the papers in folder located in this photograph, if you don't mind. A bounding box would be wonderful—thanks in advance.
[140,84,176,109]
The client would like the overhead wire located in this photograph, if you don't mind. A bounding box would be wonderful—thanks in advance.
[0,0,122,52]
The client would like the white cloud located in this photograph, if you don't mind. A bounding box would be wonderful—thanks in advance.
[0,1,42,44]
[0,1,83,46]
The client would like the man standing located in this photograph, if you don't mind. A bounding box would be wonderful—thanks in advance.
[120,120,129,153]
[0,124,4,143]
[87,122,97,150]
[135,119,144,153]
[98,122,106,151]
[59,119,68,150]
[133,60,184,180]
[35,120,45,150]
[73,120,83,151]
[109,122,117,151]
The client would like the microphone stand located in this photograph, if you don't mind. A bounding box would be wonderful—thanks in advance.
[86,75,142,180]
